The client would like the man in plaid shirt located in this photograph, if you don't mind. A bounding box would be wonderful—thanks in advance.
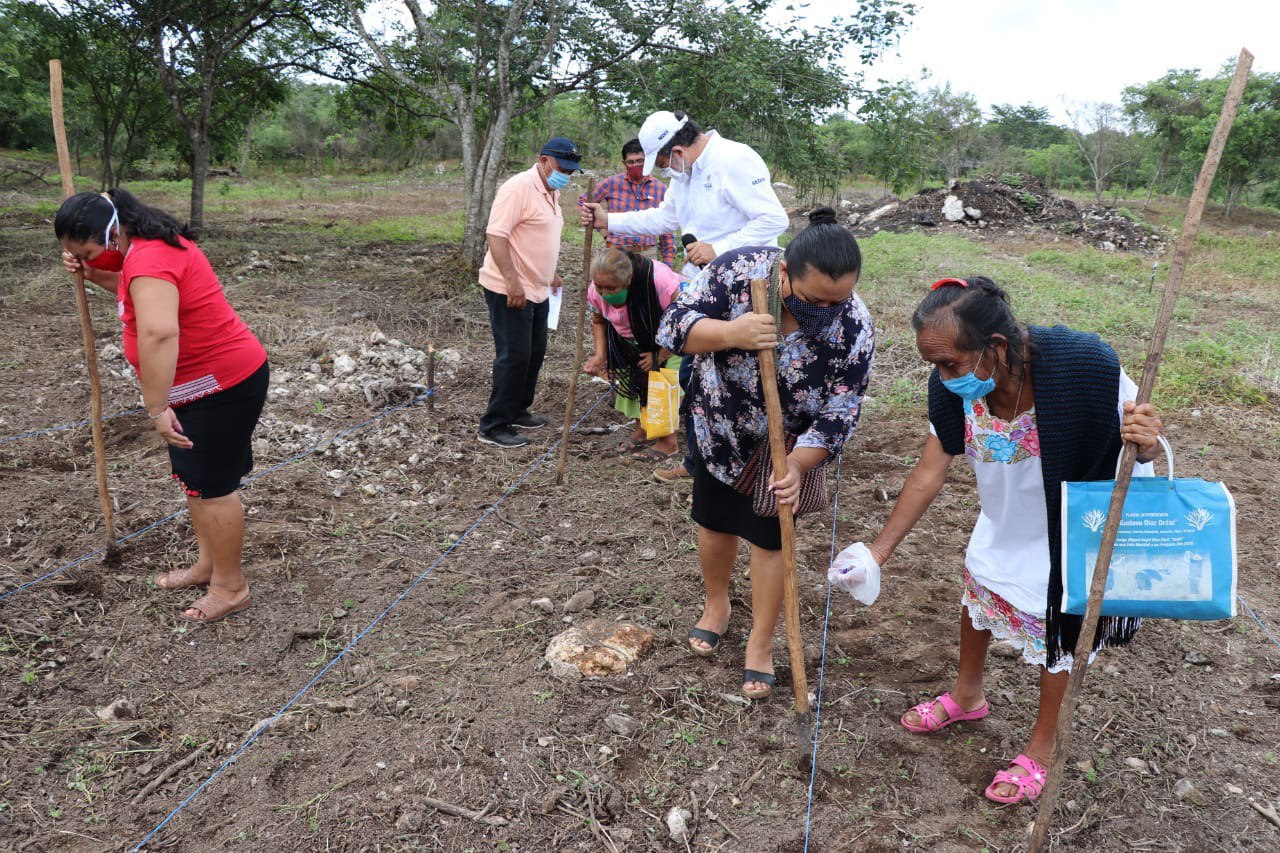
[579,139,677,266]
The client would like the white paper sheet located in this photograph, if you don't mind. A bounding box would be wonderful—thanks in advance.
[546,287,563,331]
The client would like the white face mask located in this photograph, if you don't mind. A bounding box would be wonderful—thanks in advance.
[662,150,689,179]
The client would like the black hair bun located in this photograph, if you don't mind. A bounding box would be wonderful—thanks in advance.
[808,206,839,226]
[968,275,1010,302]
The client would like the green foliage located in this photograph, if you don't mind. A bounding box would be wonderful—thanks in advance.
[1125,62,1280,210]
[857,80,929,193]
[112,0,342,226]
[608,2,914,198]
[989,103,1066,148]
[0,1,59,151]
[919,83,982,180]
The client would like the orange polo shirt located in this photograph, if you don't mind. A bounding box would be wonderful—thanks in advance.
[478,165,563,304]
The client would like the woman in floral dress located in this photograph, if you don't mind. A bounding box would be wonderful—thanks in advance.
[656,207,875,699]
[853,276,1163,803]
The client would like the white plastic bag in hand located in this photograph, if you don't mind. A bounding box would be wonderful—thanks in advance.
[828,542,881,605]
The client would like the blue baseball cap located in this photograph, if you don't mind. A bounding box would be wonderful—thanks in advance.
[540,137,582,172]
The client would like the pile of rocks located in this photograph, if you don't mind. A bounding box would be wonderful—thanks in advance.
[249,327,463,498]
[826,174,1169,255]
[1077,205,1168,253]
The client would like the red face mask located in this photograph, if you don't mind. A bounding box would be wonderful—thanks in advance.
[83,203,125,271]
[85,248,125,272]
[625,164,645,182]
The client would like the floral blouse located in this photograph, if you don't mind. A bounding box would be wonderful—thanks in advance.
[965,399,1040,464]
[656,246,875,485]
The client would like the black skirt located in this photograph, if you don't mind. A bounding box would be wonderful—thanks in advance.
[168,360,269,499]
[690,456,782,551]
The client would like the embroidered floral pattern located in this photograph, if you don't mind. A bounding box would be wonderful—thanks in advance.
[657,247,875,485]
[962,567,1090,674]
[965,400,1039,464]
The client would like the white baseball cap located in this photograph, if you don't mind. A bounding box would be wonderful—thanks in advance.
[638,111,690,176]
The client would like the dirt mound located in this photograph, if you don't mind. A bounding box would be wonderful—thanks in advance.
[826,174,1169,255]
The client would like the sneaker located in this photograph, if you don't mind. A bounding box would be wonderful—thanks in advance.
[653,462,691,483]
[512,413,552,430]
[477,427,531,448]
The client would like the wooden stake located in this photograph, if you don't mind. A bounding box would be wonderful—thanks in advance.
[50,59,117,555]
[749,275,813,760]
[555,177,596,485]
[1028,47,1253,852]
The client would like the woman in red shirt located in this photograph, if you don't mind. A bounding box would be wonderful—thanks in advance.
[55,189,268,622]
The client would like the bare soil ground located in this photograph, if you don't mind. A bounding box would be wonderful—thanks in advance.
[1,179,1278,852]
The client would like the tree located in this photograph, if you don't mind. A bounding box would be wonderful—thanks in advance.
[857,79,928,194]
[989,102,1065,150]
[1183,68,1280,216]
[0,0,60,152]
[1127,62,1280,216]
[1122,69,1204,200]
[918,83,981,181]
[23,0,171,187]
[344,0,666,266]
[344,0,914,266]
[610,3,911,200]
[815,115,873,200]
[120,0,339,231]
[1066,101,1133,205]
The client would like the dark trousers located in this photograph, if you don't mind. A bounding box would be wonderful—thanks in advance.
[480,288,549,434]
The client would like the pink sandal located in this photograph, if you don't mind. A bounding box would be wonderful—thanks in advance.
[900,691,990,733]
[984,754,1047,804]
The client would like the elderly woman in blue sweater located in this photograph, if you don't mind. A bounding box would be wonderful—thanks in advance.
[853,277,1163,804]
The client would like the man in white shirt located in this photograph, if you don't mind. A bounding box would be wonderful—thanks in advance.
[580,110,788,276]
[581,110,789,483]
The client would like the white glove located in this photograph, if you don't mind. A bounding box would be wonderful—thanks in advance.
[828,541,881,605]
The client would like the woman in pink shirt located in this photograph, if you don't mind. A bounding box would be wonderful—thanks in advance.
[582,248,683,462]
[56,189,267,623]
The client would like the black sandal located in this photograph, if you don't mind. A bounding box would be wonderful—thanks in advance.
[742,669,776,700]
[687,627,723,657]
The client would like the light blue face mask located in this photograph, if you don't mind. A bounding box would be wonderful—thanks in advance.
[941,347,997,401]
[546,169,571,191]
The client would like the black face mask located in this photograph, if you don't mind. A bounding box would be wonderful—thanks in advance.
[784,293,845,339]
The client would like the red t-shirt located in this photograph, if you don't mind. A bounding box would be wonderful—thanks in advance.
[119,236,266,406]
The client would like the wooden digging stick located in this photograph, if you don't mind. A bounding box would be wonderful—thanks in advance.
[554,177,597,485]
[1028,47,1253,852]
[50,59,117,555]
[749,275,814,765]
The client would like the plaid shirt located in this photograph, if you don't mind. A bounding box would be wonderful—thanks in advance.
[579,173,677,265]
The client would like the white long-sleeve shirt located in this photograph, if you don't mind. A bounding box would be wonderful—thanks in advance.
[606,131,788,267]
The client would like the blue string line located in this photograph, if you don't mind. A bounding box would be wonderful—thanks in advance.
[0,390,436,606]
[803,454,841,851]
[0,407,145,445]
[131,390,607,851]
[1238,596,1280,654]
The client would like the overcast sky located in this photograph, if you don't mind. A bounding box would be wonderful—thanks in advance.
[817,0,1275,121]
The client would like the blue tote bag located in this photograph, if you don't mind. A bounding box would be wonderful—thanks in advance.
[1061,437,1237,620]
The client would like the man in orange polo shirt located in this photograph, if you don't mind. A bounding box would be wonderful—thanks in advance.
[477,137,581,448]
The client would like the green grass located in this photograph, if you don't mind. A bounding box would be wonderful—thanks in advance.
[854,229,1280,416]
[1190,232,1280,287]
[330,213,464,244]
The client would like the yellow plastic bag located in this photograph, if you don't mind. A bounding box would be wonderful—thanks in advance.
[641,367,682,440]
